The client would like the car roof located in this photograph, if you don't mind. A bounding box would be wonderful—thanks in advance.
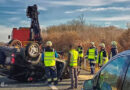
[119,50,130,55]
[94,50,130,77]
[113,50,130,57]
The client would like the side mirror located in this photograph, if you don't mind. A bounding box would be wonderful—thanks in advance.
[83,79,94,90]
[8,35,10,39]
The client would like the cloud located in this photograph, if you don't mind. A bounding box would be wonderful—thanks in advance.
[90,16,130,21]
[0,25,11,42]
[11,0,20,2]
[49,0,106,6]
[38,6,47,11]
[20,20,30,26]
[49,0,130,6]
[104,22,120,28]
[8,17,21,21]
[2,11,19,14]
[0,0,6,3]
[114,25,120,28]
[65,7,130,14]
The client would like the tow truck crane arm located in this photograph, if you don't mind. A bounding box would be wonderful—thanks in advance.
[27,4,42,42]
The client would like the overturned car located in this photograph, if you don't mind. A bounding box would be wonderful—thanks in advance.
[0,45,69,82]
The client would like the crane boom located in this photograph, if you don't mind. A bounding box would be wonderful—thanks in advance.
[27,4,42,42]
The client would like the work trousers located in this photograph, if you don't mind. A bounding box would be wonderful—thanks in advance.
[69,67,78,88]
[45,66,57,83]
[79,57,83,68]
[89,59,96,74]
[77,57,83,75]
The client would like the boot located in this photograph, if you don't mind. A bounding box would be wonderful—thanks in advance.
[54,81,58,85]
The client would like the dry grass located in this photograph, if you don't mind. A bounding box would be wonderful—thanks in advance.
[118,29,130,50]
[42,25,126,53]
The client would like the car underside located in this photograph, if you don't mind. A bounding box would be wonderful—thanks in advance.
[0,46,69,82]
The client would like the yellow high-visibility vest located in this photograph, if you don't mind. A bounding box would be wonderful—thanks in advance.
[69,49,78,67]
[44,51,55,67]
[88,48,96,60]
[97,51,109,66]
[77,47,83,58]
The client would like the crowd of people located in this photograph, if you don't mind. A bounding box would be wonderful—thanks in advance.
[42,40,118,89]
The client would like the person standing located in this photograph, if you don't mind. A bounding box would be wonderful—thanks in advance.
[68,44,79,89]
[97,43,109,68]
[42,41,58,85]
[77,43,84,69]
[110,41,118,58]
[86,42,98,74]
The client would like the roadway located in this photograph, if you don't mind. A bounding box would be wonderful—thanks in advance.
[0,69,93,90]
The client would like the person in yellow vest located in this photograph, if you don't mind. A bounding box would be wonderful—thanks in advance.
[42,41,58,85]
[97,43,109,68]
[86,42,98,74]
[77,43,84,69]
[68,44,79,89]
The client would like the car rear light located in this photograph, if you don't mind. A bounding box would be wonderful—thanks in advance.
[11,53,15,57]
[11,57,15,64]
[11,53,15,64]
[28,77,33,81]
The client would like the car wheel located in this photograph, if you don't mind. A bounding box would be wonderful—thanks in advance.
[26,43,40,59]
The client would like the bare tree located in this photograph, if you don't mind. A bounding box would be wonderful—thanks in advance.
[78,14,86,25]
[66,14,86,31]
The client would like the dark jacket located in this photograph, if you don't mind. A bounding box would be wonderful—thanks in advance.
[110,48,118,58]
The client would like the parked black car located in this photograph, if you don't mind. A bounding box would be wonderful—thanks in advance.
[83,50,130,90]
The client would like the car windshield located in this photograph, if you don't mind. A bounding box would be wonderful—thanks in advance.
[122,56,130,90]
[96,55,128,90]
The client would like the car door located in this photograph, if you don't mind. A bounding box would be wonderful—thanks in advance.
[95,55,129,90]
[122,56,130,90]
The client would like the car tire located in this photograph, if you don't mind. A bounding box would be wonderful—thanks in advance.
[25,43,40,59]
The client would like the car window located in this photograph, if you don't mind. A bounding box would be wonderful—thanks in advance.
[122,60,130,90]
[96,56,128,90]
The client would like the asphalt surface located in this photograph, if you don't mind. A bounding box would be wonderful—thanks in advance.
[0,69,93,90]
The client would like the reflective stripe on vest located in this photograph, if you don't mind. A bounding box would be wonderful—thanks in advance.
[44,51,55,67]
[97,51,109,66]
[69,49,78,67]
[88,48,96,60]
[77,47,83,57]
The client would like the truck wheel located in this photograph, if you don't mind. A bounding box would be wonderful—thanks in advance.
[26,43,40,58]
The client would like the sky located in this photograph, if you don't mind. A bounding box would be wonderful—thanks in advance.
[0,0,130,42]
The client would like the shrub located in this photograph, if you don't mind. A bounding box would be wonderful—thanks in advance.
[42,24,125,54]
[118,29,130,50]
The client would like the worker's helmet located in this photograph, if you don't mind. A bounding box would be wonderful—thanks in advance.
[111,41,117,46]
[90,42,95,46]
[99,43,105,48]
[46,41,52,46]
